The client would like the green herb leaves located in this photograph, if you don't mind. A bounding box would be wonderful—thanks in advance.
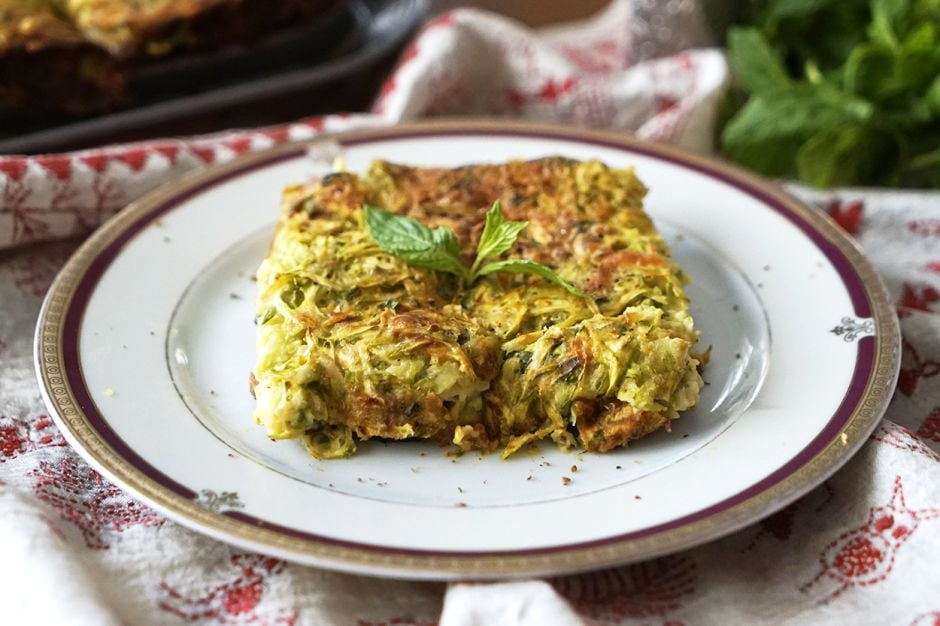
[722,0,940,188]
[472,201,530,274]
[363,203,467,278]
[363,201,587,296]
[726,28,792,95]
[476,259,586,295]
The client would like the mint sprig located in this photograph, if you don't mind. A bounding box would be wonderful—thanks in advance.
[361,201,468,279]
[363,201,587,296]
[721,1,940,189]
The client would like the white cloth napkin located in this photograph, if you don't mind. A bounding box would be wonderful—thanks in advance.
[441,581,584,626]
[2,3,939,625]
[0,486,123,626]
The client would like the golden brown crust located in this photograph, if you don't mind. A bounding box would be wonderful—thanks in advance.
[1,0,340,112]
[59,0,340,57]
[575,401,668,452]
[254,157,702,459]
[0,0,125,112]
[368,158,652,260]
[0,0,86,53]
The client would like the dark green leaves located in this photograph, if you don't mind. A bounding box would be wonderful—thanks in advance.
[727,28,792,94]
[843,44,895,99]
[868,0,909,48]
[477,259,588,296]
[363,205,468,279]
[795,125,899,187]
[764,0,840,21]
[722,86,873,177]
[927,75,940,115]
[721,0,940,188]
[363,201,586,296]
[473,201,529,270]
[471,202,585,294]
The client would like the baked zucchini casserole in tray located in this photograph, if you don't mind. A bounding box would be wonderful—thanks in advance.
[0,0,338,112]
[251,157,704,459]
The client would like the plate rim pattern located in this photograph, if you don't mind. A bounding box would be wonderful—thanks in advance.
[34,120,901,578]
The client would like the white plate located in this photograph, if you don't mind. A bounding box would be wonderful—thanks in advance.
[35,121,899,579]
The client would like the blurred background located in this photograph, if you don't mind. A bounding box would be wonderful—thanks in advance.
[6,0,724,153]
[2,0,938,188]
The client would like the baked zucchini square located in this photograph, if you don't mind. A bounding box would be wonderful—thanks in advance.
[56,0,338,58]
[251,158,703,458]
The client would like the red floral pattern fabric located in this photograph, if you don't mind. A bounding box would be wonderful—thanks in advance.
[1,3,938,624]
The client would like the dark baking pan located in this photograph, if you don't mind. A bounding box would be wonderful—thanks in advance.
[0,0,426,154]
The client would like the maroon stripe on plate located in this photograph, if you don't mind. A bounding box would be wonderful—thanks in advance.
[60,150,303,501]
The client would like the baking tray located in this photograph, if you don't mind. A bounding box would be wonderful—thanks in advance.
[0,0,426,155]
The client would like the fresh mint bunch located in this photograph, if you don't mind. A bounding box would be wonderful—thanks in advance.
[363,201,587,296]
[722,0,940,188]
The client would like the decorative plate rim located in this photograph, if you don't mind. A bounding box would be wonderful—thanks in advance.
[34,119,901,579]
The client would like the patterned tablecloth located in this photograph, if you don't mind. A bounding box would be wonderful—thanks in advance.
[1,2,938,624]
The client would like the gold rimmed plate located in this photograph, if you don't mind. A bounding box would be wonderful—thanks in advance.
[35,120,899,579]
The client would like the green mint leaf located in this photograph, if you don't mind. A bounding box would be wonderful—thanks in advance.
[927,74,940,116]
[796,126,865,187]
[363,204,435,251]
[473,201,529,270]
[728,27,792,94]
[363,205,467,278]
[719,0,940,189]
[764,0,838,22]
[843,43,894,99]
[478,259,588,297]
[796,125,900,187]
[364,203,588,295]
[868,0,910,49]
[892,23,940,95]
[721,87,873,177]
[426,216,463,260]
[904,145,940,176]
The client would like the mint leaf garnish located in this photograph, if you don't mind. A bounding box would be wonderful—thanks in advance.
[363,202,586,296]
